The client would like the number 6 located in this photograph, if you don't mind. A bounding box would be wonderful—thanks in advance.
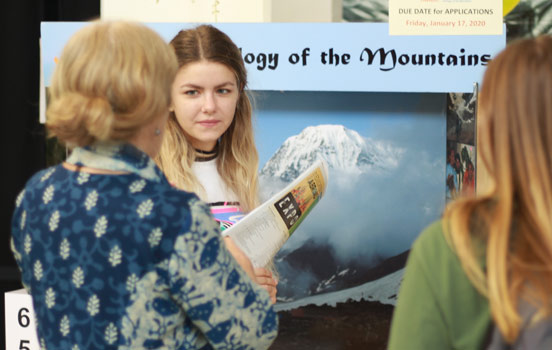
[18,308,30,328]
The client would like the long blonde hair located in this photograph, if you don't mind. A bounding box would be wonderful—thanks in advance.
[444,35,552,342]
[46,21,177,147]
[156,25,259,212]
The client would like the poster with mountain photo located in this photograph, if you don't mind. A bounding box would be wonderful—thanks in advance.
[254,90,446,348]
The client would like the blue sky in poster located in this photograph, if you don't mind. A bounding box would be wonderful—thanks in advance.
[253,91,445,166]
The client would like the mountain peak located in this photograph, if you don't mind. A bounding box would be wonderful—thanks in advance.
[260,124,401,182]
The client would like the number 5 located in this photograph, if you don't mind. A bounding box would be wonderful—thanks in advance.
[19,340,30,350]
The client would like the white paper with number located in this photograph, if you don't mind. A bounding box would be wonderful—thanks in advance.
[5,289,39,350]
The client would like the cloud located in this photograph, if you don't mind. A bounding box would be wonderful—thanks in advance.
[279,145,445,265]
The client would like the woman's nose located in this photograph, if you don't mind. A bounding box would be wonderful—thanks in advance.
[201,92,216,114]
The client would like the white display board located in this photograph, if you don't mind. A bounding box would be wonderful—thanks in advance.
[4,289,39,350]
[101,0,342,23]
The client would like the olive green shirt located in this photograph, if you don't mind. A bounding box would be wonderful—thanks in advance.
[388,220,491,350]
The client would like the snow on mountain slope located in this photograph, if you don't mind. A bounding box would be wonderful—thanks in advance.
[274,268,404,312]
[260,124,403,183]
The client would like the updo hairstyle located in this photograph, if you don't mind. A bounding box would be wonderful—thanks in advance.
[46,21,178,147]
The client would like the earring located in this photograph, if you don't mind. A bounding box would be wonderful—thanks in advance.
[154,128,161,136]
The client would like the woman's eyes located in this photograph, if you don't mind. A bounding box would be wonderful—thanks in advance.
[182,88,232,96]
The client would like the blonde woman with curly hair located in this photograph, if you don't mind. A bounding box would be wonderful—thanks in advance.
[11,21,278,349]
[389,35,552,349]
[156,25,277,302]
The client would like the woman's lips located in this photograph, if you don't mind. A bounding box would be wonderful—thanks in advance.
[197,120,220,127]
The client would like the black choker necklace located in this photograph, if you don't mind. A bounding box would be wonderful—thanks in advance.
[194,146,218,162]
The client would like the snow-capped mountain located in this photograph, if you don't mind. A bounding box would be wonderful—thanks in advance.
[274,268,404,312]
[258,124,414,307]
[260,124,403,182]
[274,240,409,302]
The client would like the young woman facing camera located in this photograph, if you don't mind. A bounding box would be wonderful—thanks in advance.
[156,25,277,302]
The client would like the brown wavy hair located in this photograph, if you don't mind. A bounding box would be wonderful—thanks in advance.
[156,25,259,212]
[444,35,552,342]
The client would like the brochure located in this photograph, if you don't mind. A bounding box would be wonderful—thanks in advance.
[223,159,329,267]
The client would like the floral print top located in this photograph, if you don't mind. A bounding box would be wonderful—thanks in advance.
[10,143,278,350]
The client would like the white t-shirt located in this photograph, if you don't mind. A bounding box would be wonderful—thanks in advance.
[192,158,244,231]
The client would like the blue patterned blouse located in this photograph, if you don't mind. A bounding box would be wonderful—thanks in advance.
[10,143,278,350]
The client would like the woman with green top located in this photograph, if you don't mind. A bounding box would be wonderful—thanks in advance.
[389,35,552,349]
